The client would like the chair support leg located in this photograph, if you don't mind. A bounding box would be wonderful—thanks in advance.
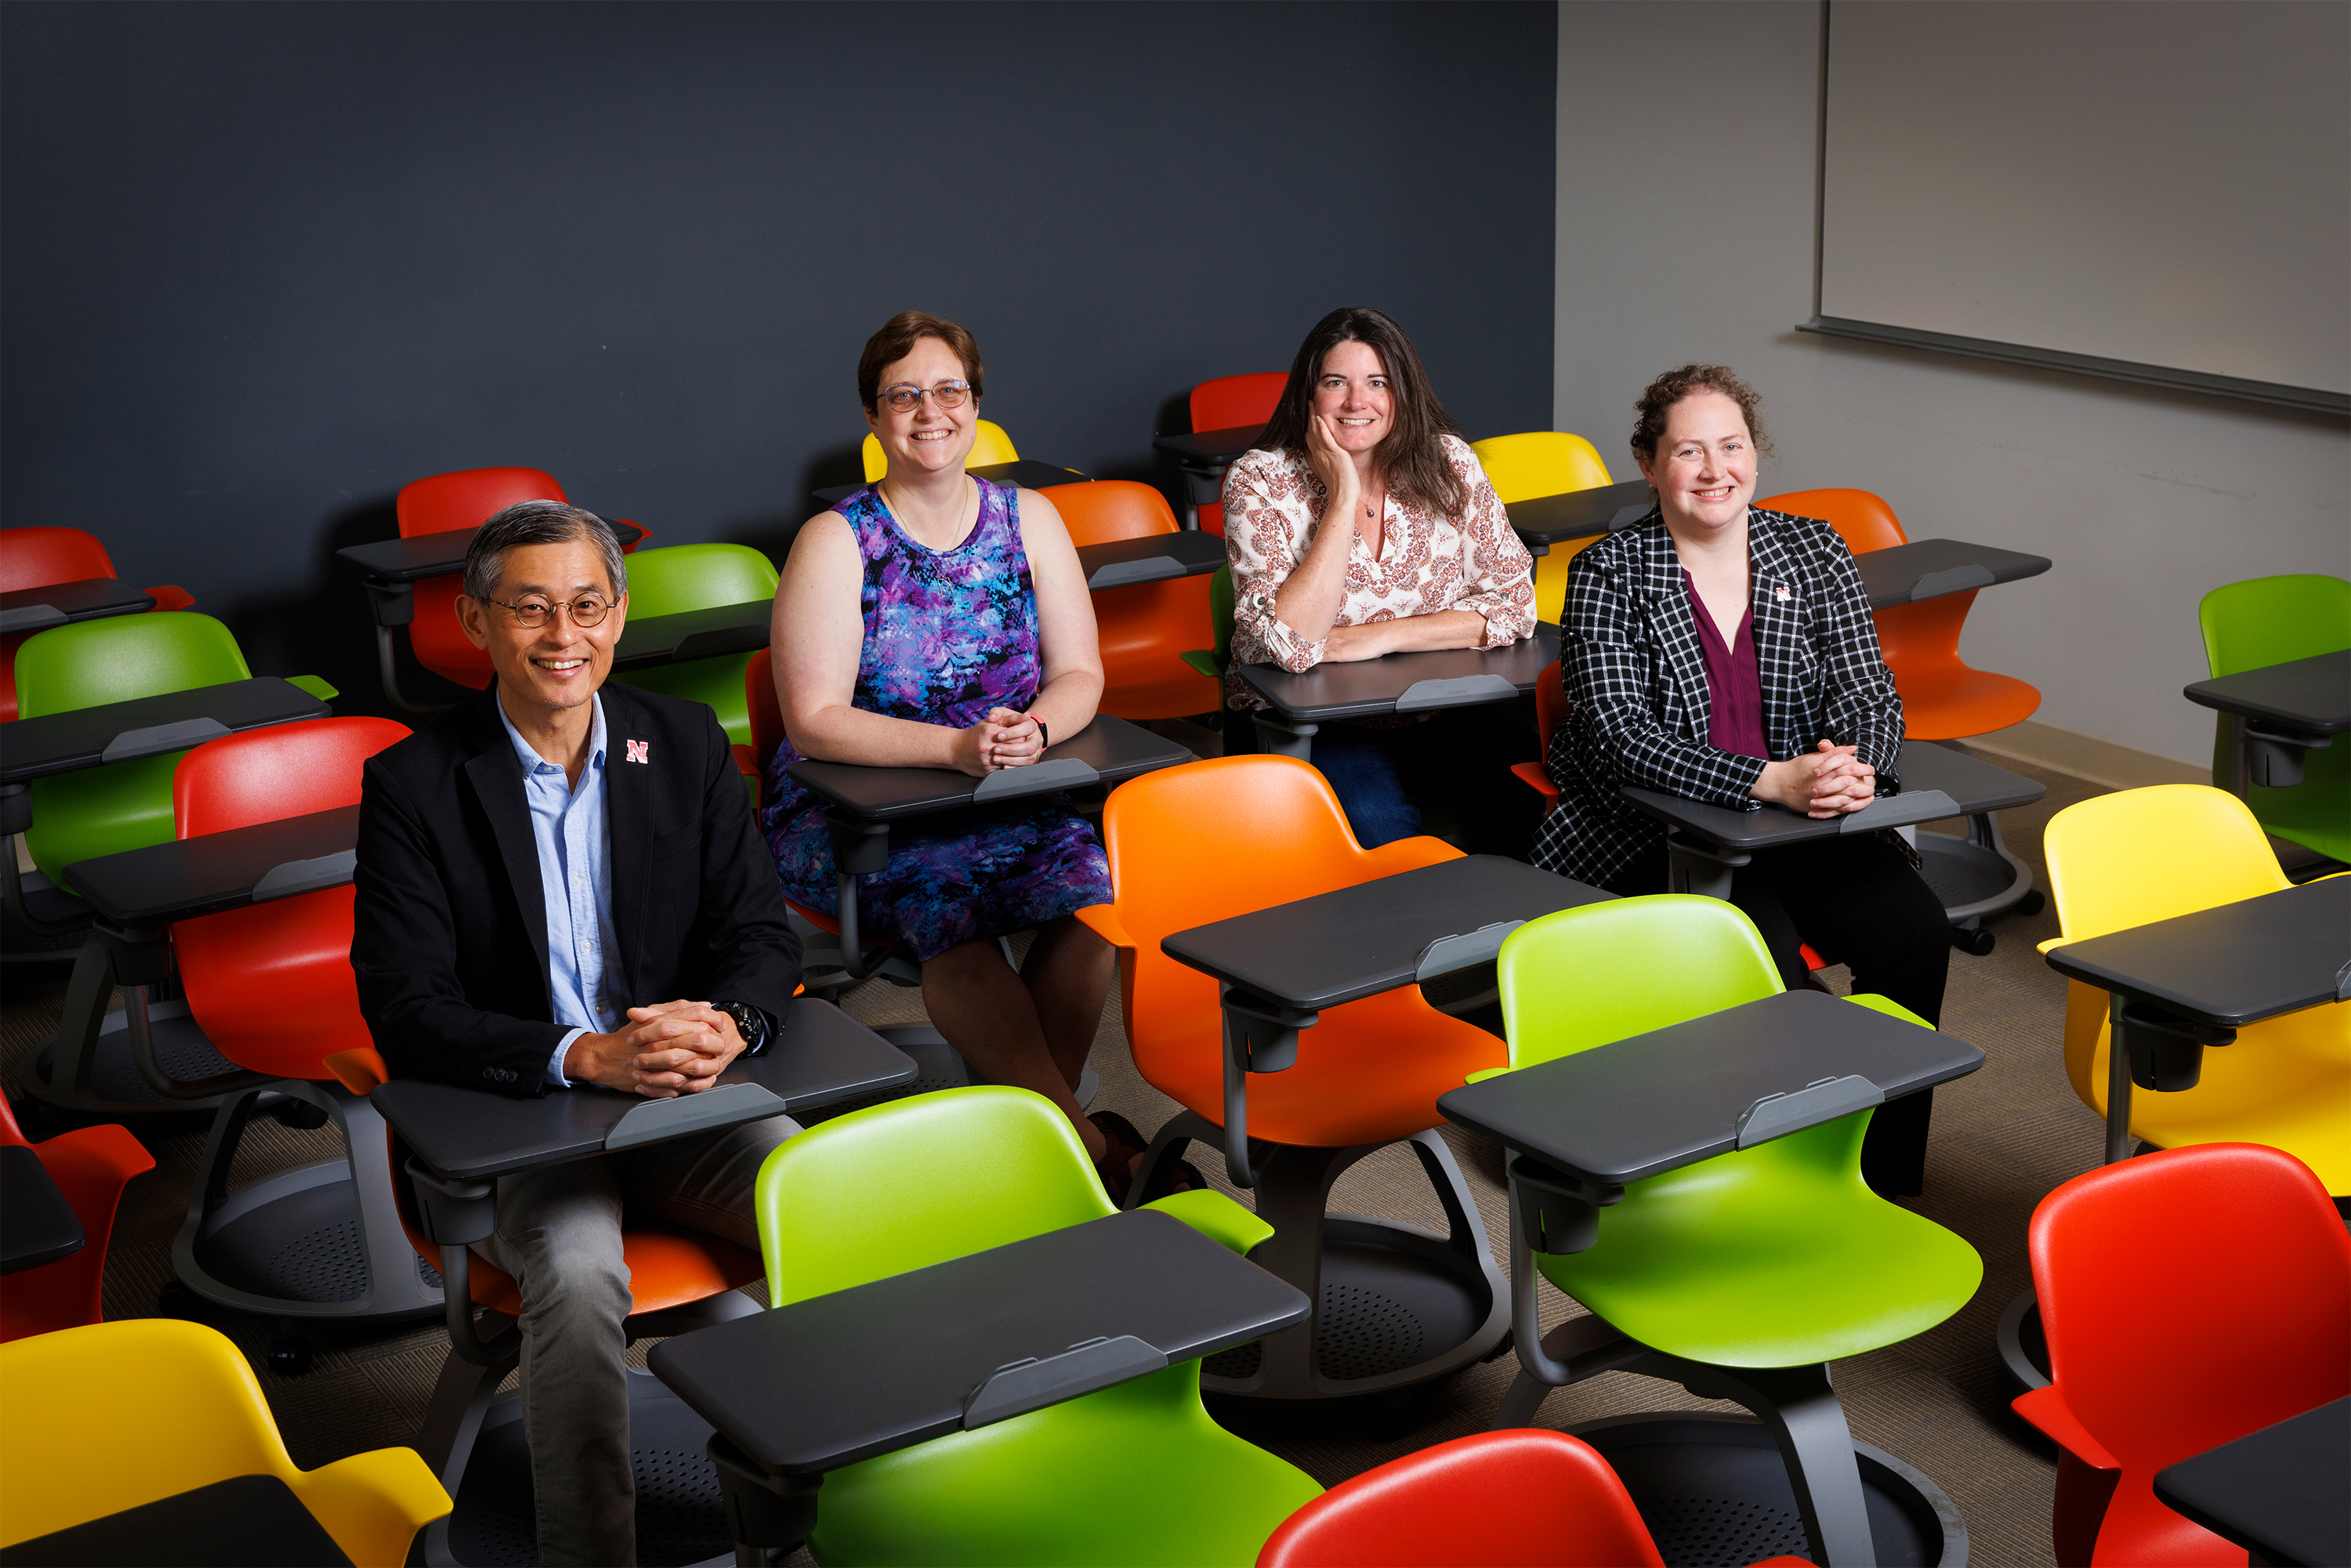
[414,1323,517,1476]
[2104,990,2134,1164]
[1673,1360,1877,1568]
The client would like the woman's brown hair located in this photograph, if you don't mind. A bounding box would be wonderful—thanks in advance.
[1256,306,1467,519]
[1629,363,1772,466]
[857,311,984,411]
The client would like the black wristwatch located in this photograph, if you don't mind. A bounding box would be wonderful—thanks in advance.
[710,1000,772,1056]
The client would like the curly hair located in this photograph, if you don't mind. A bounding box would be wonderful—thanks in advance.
[1630,364,1772,466]
[1256,306,1468,519]
[857,310,984,411]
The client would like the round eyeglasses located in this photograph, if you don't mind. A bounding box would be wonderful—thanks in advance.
[488,593,614,629]
[877,379,972,414]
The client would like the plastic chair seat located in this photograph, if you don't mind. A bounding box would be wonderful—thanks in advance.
[2063,983,2350,1193]
[608,542,780,749]
[0,1099,153,1342]
[1469,432,1613,628]
[1144,987,1505,1150]
[172,887,366,1081]
[2201,574,2351,864]
[813,1361,1318,1566]
[1538,1110,1983,1367]
[461,1227,763,1320]
[1873,594,2042,738]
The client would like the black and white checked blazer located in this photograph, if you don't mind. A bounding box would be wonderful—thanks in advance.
[1526,507,1905,889]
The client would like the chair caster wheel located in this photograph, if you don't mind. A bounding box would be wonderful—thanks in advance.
[266,1332,313,1378]
[270,1098,329,1130]
[156,1281,201,1320]
[2017,889,2047,916]
[1952,926,1996,956]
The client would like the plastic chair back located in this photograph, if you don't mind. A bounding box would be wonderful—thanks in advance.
[2198,574,2351,677]
[0,527,117,591]
[169,719,409,1081]
[2043,785,2286,945]
[1471,433,1614,626]
[1754,488,1907,555]
[1038,482,1219,721]
[0,1098,154,1342]
[1190,373,1288,433]
[742,646,785,791]
[15,614,255,884]
[393,467,570,691]
[2024,1143,2351,1563]
[1498,896,1780,1069]
[755,1086,1111,1307]
[860,419,1018,483]
[1256,1428,1666,1568]
[620,542,777,617]
[0,1318,449,1564]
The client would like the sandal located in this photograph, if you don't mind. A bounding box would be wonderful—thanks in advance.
[1088,1111,1206,1204]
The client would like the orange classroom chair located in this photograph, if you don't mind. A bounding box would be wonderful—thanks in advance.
[1256,1428,1811,1568]
[0,1095,154,1342]
[1076,755,1509,1401]
[2013,1143,2349,1567]
[1187,373,1286,536]
[1041,480,1219,721]
[388,466,648,708]
[0,526,192,722]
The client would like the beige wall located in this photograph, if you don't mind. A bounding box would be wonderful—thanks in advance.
[1554,0,2350,766]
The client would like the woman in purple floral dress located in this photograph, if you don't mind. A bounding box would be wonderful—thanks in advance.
[765,312,1154,1193]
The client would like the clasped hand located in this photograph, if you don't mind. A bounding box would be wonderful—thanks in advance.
[1755,738,1878,818]
[954,705,1045,776]
[563,1000,746,1099]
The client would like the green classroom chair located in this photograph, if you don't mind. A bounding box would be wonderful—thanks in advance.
[2198,574,2351,866]
[13,613,335,894]
[754,1085,1320,1566]
[606,542,778,750]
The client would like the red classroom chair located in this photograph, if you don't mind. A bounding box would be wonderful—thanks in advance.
[1188,373,1287,537]
[0,527,193,722]
[389,467,648,703]
[1255,1428,1810,1568]
[2012,1143,2351,1567]
[0,1095,154,1342]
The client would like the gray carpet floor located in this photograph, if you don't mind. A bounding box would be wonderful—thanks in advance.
[0,751,2122,1568]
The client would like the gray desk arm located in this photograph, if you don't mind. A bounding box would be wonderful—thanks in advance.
[1251,712,1317,762]
[1505,1155,1626,1387]
[2244,721,2332,790]
[824,811,892,981]
[708,1436,823,1568]
[404,1158,513,1369]
[1217,987,1317,1187]
[1665,829,1751,900]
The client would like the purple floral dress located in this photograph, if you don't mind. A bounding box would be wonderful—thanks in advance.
[759,479,1112,961]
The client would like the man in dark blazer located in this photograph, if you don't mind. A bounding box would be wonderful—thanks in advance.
[353,501,799,1566]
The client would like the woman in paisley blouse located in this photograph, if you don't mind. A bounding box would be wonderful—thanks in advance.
[764,311,1158,1193]
[1223,306,1543,854]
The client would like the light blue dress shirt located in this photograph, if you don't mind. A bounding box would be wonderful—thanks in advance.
[496,693,624,1087]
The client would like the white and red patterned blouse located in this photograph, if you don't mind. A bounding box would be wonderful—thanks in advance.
[1223,434,1537,693]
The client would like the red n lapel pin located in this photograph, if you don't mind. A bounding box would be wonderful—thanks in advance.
[625,740,650,764]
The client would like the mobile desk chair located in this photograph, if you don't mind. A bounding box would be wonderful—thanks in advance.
[346,999,913,1568]
[4,663,334,1118]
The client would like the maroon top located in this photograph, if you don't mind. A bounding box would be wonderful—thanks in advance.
[1684,570,1767,760]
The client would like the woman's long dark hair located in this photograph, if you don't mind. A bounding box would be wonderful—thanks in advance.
[1256,306,1467,519]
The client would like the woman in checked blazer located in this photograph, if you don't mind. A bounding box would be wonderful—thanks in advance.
[1527,364,1948,1196]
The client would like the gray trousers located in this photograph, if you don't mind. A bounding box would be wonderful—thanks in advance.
[474,1113,800,1567]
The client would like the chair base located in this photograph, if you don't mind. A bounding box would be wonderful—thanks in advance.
[423,1365,734,1568]
[172,1079,444,1330]
[1135,1114,1509,1401]
[1568,1411,1966,1568]
[1494,1314,1958,1568]
[1994,1287,2052,1392]
[28,938,262,1117]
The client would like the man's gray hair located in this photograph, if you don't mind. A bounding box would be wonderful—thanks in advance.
[462,501,629,604]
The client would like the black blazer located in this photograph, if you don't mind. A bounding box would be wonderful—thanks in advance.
[352,683,802,1094]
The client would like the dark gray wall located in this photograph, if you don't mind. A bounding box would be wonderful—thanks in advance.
[2,1,1556,713]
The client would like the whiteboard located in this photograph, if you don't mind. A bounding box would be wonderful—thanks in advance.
[1817,0,2350,408]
